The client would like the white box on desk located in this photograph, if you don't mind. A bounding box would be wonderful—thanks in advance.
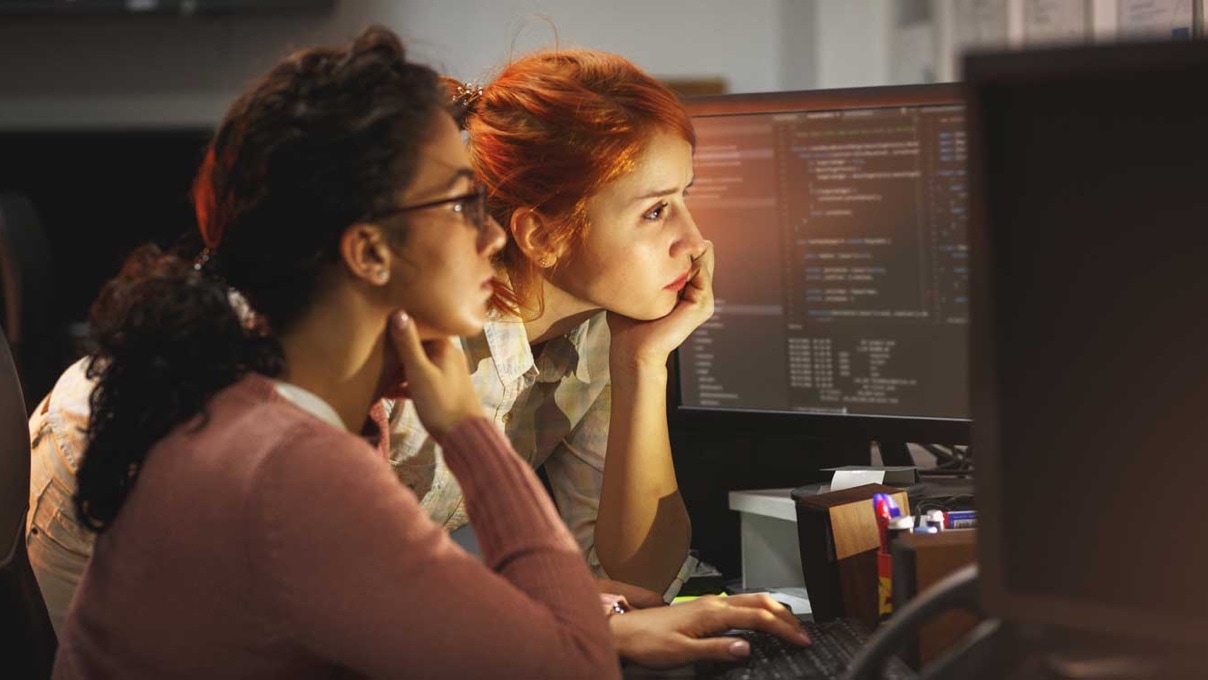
[728,488,804,590]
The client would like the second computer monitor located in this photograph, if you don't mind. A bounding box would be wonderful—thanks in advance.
[968,39,1208,649]
[678,85,970,444]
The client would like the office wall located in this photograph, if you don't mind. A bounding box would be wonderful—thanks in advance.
[407,0,784,91]
[15,1,1198,131]
[919,0,1203,82]
[779,0,818,91]
[0,0,785,129]
[813,0,891,88]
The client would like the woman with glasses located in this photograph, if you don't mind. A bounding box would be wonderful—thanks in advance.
[50,27,621,678]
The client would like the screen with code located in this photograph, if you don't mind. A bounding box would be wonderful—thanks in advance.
[679,95,969,422]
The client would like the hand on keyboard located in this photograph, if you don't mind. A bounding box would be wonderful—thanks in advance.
[613,593,812,669]
[699,618,919,680]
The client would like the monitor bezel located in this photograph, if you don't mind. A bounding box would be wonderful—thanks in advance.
[967,40,1208,646]
[670,83,971,446]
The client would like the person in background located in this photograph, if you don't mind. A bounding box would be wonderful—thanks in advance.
[390,46,710,606]
[51,26,619,678]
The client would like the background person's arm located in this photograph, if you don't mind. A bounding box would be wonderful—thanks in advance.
[595,358,692,594]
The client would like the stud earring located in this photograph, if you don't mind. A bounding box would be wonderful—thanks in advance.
[538,255,555,268]
[376,270,389,282]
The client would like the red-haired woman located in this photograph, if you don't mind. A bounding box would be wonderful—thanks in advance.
[387,50,810,665]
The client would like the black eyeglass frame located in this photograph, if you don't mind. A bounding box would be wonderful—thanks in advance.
[372,185,488,234]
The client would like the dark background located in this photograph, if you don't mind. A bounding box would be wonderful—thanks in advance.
[0,129,211,401]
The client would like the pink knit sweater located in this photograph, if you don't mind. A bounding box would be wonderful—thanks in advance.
[53,374,618,679]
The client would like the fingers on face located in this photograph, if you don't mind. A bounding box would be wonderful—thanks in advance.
[693,241,716,280]
[427,336,469,368]
[383,382,411,400]
[389,312,463,381]
[684,241,716,305]
[389,310,424,361]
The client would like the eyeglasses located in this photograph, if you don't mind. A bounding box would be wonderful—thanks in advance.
[374,185,488,234]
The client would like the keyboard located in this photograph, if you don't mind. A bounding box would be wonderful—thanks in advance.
[696,617,918,680]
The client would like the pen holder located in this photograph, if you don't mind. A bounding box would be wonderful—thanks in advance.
[877,551,894,620]
[791,483,910,629]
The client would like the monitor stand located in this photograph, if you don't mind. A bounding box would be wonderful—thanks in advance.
[876,440,916,467]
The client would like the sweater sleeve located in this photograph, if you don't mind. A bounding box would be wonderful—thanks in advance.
[247,417,619,680]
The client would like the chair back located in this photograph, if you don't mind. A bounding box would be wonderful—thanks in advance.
[0,326,57,678]
[0,193,57,409]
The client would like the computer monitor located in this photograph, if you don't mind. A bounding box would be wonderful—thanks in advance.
[968,40,1208,647]
[673,85,972,449]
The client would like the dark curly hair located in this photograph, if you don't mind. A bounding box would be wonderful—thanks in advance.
[75,26,446,531]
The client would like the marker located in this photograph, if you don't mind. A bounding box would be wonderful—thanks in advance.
[872,494,892,522]
[872,494,892,552]
[886,495,902,518]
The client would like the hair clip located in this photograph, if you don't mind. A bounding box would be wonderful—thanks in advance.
[193,247,213,272]
[452,82,484,110]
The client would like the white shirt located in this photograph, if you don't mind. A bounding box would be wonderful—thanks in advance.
[387,309,695,599]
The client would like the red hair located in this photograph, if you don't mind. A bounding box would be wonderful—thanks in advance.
[461,49,695,317]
